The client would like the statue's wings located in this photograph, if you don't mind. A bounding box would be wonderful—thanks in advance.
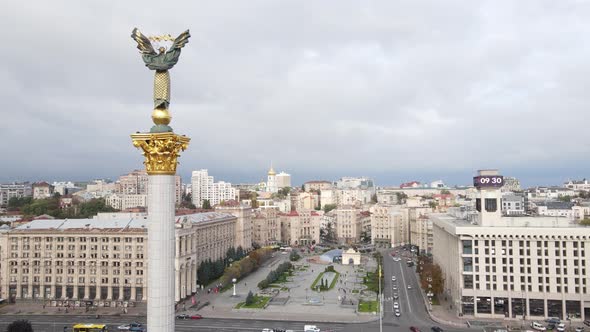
[170,30,191,51]
[131,28,156,55]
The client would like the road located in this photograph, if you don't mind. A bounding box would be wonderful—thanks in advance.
[381,248,473,332]
[0,248,476,332]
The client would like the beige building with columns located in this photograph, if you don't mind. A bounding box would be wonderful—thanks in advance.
[279,210,321,246]
[370,204,404,248]
[215,201,252,251]
[251,208,281,246]
[0,212,237,304]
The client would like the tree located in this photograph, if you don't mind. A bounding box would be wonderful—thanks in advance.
[323,204,337,213]
[440,189,451,195]
[428,201,438,209]
[395,192,408,204]
[202,199,212,209]
[360,231,371,243]
[7,320,34,332]
[580,218,590,226]
[558,195,572,202]
[245,291,254,305]
[371,193,378,203]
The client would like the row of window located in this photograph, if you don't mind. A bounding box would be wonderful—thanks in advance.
[13,237,144,243]
[10,276,143,284]
[9,261,143,267]
[11,268,144,275]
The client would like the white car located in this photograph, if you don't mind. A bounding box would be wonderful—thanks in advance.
[393,302,399,309]
[557,323,566,332]
[407,285,412,289]
[392,276,396,281]
[531,321,546,331]
[395,309,401,317]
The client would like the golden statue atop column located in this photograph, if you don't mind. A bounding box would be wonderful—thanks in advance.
[129,27,191,175]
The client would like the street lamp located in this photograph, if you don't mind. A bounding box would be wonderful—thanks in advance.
[232,278,237,297]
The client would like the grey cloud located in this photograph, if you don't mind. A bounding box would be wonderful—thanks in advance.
[1,0,589,187]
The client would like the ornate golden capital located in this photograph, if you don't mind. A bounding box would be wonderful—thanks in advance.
[130,132,190,175]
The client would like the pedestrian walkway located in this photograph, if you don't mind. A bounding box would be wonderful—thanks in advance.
[0,300,146,317]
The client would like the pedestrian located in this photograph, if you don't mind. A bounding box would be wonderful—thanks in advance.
[212,305,215,310]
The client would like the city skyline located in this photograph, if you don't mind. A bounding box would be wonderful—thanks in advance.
[2,1,590,188]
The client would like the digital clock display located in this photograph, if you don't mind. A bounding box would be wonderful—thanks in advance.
[473,175,504,188]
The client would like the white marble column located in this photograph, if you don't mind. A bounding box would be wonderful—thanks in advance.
[147,175,176,332]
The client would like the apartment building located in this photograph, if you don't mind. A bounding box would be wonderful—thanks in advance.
[370,204,403,248]
[279,210,321,246]
[191,169,236,207]
[0,212,237,304]
[333,207,362,244]
[32,182,53,200]
[0,184,30,207]
[251,208,281,246]
[214,201,253,250]
[115,170,181,204]
[174,212,236,301]
[106,194,147,210]
[433,170,590,321]
[304,181,333,192]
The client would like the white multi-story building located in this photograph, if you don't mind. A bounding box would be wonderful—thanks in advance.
[0,184,30,207]
[276,172,291,189]
[106,194,148,211]
[215,201,253,251]
[370,204,403,248]
[251,208,281,246]
[304,181,333,192]
[433,170,590,321]
[279,210,321,246]
[32,182,53,200]
[191,169,236,207]
[564,179,590,191]
[536,202,575,219]
[502,177,522,192]
[321,189,372,208]
[51,182,79,196]
[335,177,375,193]
[502,195,526,216]
[115,170,181,204]
[333,207,363,244]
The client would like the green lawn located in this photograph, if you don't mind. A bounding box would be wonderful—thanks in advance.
[351,289,359,294]
[363,271,382,293]
[358,300,380,313]
[236,295,271,309]
[310,271,340,292]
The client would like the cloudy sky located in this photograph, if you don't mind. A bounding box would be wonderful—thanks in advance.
[1,1,589,187]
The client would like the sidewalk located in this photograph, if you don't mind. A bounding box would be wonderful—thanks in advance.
[0,301,147,317]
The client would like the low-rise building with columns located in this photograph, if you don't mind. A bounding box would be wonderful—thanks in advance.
[0,211,237,304]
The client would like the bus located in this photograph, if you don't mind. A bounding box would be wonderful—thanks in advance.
[72,323,108,332]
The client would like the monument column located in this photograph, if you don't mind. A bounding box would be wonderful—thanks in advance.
[130,27,191,332]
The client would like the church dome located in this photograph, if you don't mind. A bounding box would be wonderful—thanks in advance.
[268,167,276,176]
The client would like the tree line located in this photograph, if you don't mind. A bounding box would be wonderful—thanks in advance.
[257,261,293,289]
[7,196,118,219]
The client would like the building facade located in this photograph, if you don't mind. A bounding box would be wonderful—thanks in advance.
[251,208,281,246]
[304,181,333,192]
[0,212,237,304]
[215,201,253,251]
[276,172,291,189]
[32,182,53,200]
[191,169,236,207]
[370,204,403,248]
[0,184,30,207]
[279,210,321,246]
[433,170,590,321]
[333,207,362,244]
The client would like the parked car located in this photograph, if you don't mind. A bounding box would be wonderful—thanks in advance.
[176,314,190,319]
[407,285,412,289]
[410,327,421,332]
[395,309,401,317]
[531,321,547,331]
[190,314,203,320]
[393,293,399,299]
[546,318,561,324]
[585,320,590,327]
[393,302,399,309]
[546,323,555,330]
[556,323,566,331]
[431,327,443,332]
[575,327,584,332]
[392,276,397,281]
